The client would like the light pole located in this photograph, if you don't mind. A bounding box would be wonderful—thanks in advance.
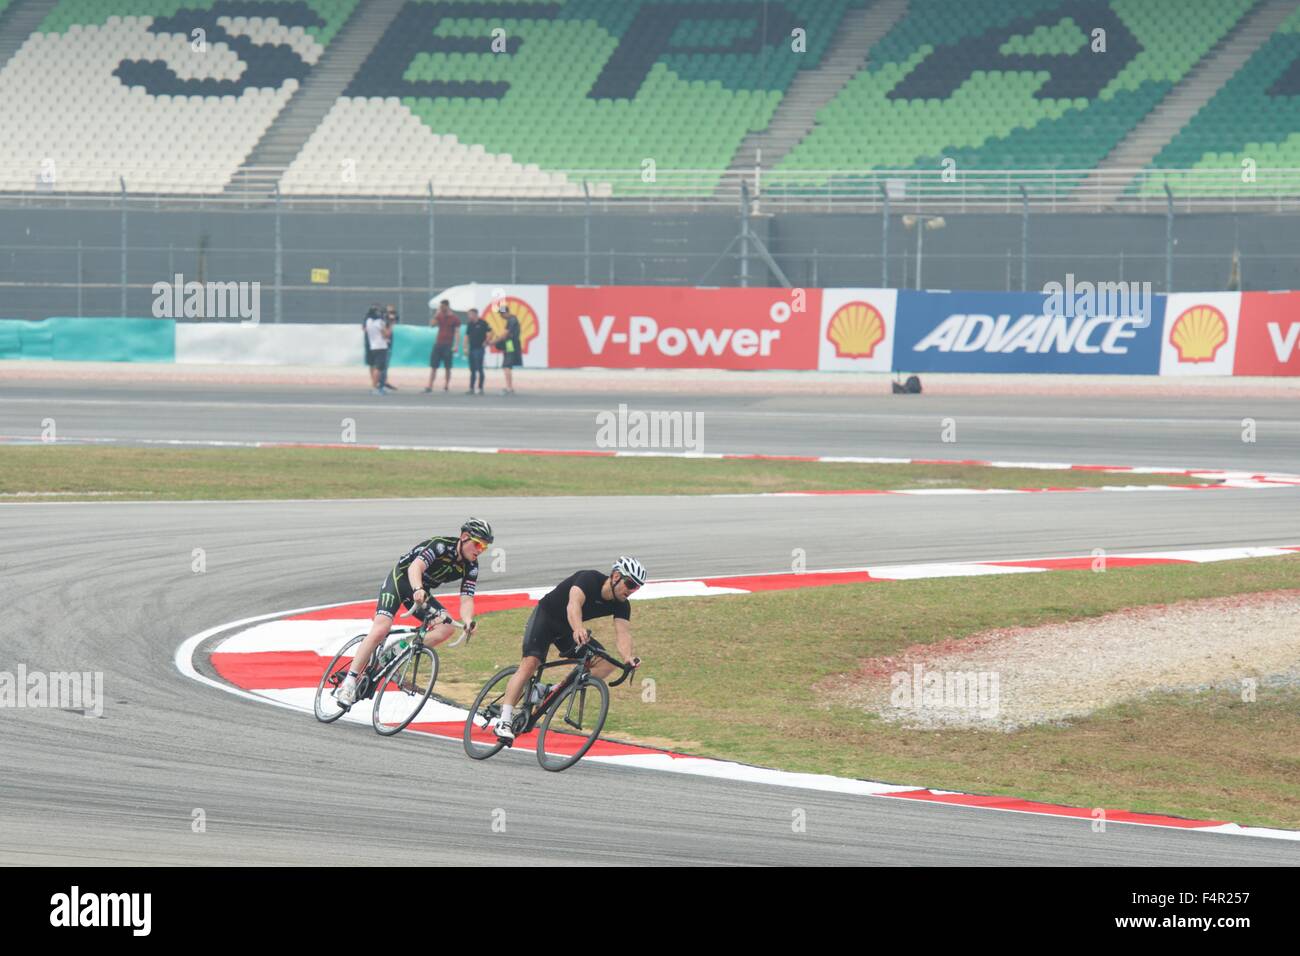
[902,214,945,290]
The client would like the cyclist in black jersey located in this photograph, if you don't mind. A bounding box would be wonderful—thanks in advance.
[494,556,645,741]
[335,517,494,706]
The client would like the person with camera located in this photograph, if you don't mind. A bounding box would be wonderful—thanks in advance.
[364,304,392,395]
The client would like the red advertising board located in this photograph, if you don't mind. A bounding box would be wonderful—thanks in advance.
[548,286,822,369]
[1235,292,1300,376]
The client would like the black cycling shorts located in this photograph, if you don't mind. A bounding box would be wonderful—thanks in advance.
[521,605,604,661]
[376,568,445,620]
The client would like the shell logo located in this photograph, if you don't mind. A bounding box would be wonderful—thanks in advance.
[826,301,886,359]
[485,295,539,353]
[1169,305,1228,363]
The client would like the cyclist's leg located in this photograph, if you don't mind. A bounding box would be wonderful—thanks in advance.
[503,656,542,709]
[566,635,614,679]
[350,571,407,676]
[502,606,552,708]
[351,614,393,678]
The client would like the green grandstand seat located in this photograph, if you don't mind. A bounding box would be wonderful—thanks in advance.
[1142,6,1300,194]
[780,0,1252,180]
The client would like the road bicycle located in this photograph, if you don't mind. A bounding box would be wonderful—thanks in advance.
[313,605,468,736]
[462,634,636,771]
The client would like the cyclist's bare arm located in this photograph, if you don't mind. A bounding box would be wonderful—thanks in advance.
[585,621,637,682]
[566,586,588,644]
[613,618,637,665]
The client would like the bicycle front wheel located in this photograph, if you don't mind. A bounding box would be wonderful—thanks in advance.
[314,633,364,723]
[463,666,518,760]
[536,677,609,772]
[372,646,439,736]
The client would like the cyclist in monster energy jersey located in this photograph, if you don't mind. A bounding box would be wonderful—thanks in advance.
[334,518,494,706]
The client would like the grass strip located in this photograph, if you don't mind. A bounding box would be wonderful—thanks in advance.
[0,446,1213,501]
[441,555,1300,829]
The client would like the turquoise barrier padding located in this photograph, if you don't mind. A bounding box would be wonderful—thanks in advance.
[0,318,175,362]
[390,324,469,368]
[54,318,174,362]
[20,320,54,358]
[0,320,22,359]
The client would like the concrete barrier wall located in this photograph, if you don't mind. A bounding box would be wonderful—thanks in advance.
[175,323,360,365]
[177,322,470,367]
[4,288,1298,376]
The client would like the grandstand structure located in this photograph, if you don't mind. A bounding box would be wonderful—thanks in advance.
[0,0,1298,210]
[6,0,1300,321]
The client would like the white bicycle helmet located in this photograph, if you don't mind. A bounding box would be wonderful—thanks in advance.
[612,556,647,587]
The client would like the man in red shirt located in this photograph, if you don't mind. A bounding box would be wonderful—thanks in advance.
[424,299,461,393]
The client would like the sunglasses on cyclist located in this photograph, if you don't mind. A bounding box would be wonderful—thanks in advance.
[468,537,491,551]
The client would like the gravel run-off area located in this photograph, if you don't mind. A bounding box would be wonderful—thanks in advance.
[817,590,1300,731]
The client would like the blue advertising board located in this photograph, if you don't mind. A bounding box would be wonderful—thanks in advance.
[893,291,1165,374]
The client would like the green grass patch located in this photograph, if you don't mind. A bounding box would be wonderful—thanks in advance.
[440,556,1300,829]
[0,446,1211,501]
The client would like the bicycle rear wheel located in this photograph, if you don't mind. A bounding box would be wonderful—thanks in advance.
[463,666,519,760]
[536,677,609,772]
[372,646,439,736]
[314,634,363,723]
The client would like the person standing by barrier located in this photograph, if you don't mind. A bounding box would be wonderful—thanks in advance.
[494,302,522,395]
[383,305,401,391]
[365,306,392,395]
[362,303,376,375]
[424,299,460,393]
[462,307,489,395]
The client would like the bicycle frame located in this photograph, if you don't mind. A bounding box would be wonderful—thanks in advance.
[364,607,464,688]
[515,659,586,734]
[511,645,634,736]
[330,624,429,704]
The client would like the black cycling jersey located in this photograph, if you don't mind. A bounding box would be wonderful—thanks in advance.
[521,605,608,661]
[395,535,479,596]
[536,569,630,627]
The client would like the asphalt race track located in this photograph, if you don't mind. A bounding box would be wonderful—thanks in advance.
[3,379,1299,470]
[2,379,1298,865]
